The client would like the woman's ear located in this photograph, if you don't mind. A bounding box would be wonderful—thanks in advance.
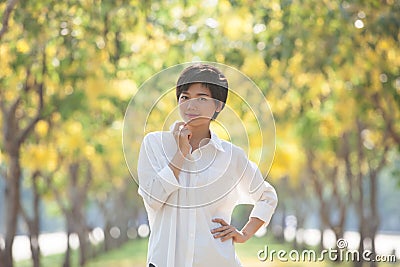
[214,100,223,113]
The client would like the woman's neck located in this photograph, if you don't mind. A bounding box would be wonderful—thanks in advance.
[186,123,211,151]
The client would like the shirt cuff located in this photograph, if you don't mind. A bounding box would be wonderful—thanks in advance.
[158,164,180,195]
[249,201,276,226]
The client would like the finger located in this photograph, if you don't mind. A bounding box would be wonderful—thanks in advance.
[179,128,191,138]
[179,127,192,140]
[221,231,237,242]
[173,122,186,133]
[214,228,234,238]
[173,126,186,138]
[212,218,228,226]
[211,225,230,234]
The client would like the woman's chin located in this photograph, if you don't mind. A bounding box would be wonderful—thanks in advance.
[184,117,210,126]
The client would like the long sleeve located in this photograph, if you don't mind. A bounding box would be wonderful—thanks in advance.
[137,133,180,211]
[236,148,278,226]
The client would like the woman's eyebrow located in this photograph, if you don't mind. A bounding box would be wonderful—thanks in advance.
[182,91,211,96]
[196,92,211,96]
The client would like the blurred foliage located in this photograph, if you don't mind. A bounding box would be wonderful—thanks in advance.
[0,0,399,249]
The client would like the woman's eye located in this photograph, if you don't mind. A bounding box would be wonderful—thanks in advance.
[199,97,208,101]
[180,95,188,100]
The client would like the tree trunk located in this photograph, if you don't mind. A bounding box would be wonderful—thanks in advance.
[69,162,90,266]
[319,225,325,253]
[20,209,41,267]
[369,234,378,267]
[354,120,366,267]
[19,171,41,267]
[52,161,92,267]
[77,229,88,267]
[279,205,286,242]
[30,173,41,267]
[29,233,40,267]
[367,167,380,267]
[63,230,71,267]
[356,207,366,267]
[356,230,365,267]
[0,0,18,259]
[2,153,21,267]
[104,222,112,252]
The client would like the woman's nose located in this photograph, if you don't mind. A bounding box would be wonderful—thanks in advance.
[186,98,198,110]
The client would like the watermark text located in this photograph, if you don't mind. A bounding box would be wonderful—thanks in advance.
[257,239,397,263]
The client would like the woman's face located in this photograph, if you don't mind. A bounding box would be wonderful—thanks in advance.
[178,83,222,126]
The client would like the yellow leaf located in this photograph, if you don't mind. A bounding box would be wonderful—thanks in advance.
[52,112,61,123]
[84,145,95,158]
[35,120,49,137]
[112,79,138,100]
[241,54,268,79]
[221,12,252,41]
[22,144,58,172]
[16,39,30,54]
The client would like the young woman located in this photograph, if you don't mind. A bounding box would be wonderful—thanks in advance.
[137,64,278,267]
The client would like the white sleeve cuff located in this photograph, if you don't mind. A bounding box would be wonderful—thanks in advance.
[249,200,276,226]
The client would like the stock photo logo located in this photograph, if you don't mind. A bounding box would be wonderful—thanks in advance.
[257,238,397,263]
[123,62,276,208]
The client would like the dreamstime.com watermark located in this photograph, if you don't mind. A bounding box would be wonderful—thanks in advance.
[257,239,397,263]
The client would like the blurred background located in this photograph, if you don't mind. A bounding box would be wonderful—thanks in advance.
[0,0,399,267]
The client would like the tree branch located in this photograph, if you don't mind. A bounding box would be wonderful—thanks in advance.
[83,160,92,193]
[18,171,40,227]
[22,68,32,93]
[372,142,389,178]
[355,119,365,222]
[0,166,6,181]
[306,149,334,230]
[17,105,41,145]
[0,0,18,42]
[44,173,68,215]
[17,47,46,144]
[372,93,400,145]
[8,96,21,119]
[342,132,354,202]
[42,155,67,214]
[3,96,20,153]
[18,201,31,227]
[0,91,6,115]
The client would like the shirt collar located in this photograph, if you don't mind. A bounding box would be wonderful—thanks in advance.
[169,121,225,152]
[209,130,225,152]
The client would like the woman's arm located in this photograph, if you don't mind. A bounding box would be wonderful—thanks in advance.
[211,148,278,243]
[138,123,192,211]
[169,121,192,179]
[168,151,186,179]
[137,134,181,211]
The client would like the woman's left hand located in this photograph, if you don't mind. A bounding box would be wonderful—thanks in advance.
[211,218,249,243]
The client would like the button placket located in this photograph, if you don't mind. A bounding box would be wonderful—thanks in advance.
[186,152,198,266]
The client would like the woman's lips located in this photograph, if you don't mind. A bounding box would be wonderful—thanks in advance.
[185,113,200,118]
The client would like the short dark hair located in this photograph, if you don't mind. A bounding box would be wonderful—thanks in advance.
[176,64,228,119]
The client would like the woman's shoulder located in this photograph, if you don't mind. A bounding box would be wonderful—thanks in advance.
[219,139,247,158]
[143,130,174,145]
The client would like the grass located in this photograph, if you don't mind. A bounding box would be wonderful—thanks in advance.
[16,237,399,267]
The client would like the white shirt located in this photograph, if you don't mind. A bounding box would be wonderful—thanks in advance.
[137,121,278,267]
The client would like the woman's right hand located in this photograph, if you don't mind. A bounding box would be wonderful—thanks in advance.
[172,122,192,157]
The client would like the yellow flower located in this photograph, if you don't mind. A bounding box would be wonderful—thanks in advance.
[16,39,30,54]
